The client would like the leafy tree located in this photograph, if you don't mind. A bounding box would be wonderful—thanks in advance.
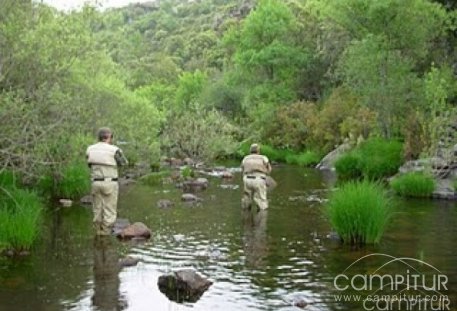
[175,70,208,109]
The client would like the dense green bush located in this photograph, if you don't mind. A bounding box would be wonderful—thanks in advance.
[259,145,293,163]
[161,106,238,161]
[335,138,404,181]
[0,187,43,252]
[285,151,321,167]
[390,172,436,197]
[236,142,292,162]
[335,153,362,180]
[327,180,392,245]
[38,162,90,199]
[357,138,404,180]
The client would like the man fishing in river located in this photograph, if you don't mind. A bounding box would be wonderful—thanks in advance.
[241,143,272,210]
[86,127,128,235]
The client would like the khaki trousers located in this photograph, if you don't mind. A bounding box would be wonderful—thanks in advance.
[242,173,268,210]
[91,181,119,235]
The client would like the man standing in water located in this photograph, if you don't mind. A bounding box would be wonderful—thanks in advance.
[241,143,272,210]
[86,127,128,235]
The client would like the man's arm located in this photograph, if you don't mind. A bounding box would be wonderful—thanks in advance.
[114,149,129,166]
[264,157,272,174]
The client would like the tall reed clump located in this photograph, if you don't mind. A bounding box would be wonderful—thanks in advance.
[326,180,392,245]
[390,172,436,198]
[58,162,91,199]
[0,185,43,252]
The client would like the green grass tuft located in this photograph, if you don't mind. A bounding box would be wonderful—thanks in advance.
[357,138,403,180]
[0,170,18,188]
[335,153,363,180]
[38,162,90,199]
[326,180,392,245]
[58,162,91,199]
[335,138,404,181]
[390,172,436,197]
[0,187,43,251]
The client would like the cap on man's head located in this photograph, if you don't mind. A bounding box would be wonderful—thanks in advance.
[97,127,113,141]
[250,143,260,154]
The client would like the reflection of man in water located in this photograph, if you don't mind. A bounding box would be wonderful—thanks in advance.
[92,236,125,311]
[242,210,269,268]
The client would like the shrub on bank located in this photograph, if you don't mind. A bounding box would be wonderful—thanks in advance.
[390,172,436,197]
[335,138,404,181]
[0,187,43,252]
[237,142,320,165]
[38,162,90,199]
[285,150,321,167]
[335,153,362,180]
[326,180,392,245]
[357,138,403,180]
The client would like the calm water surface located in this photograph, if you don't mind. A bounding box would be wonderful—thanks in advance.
[0,165,456,311]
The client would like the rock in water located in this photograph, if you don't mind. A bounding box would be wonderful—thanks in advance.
[157,199,174,209]
[182,178,209,192]
[116,222,151,240]
[119,256,140,268]
[158,269,212,303]
[80,195,92,205]
[181,193,203,202]
[316,141,352,170]
[59,199,73,207]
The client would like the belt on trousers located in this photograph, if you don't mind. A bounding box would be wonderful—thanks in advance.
[246,175,266,180]
[92,177,118,182]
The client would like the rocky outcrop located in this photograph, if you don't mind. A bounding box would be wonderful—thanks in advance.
[316,142,352,171]
[432,178,457,200]
[398,157,450,176]
[158,269,212,303]
[116,222,151,240]
[395,143,457,200]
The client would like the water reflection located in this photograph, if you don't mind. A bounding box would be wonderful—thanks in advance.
[92,236,126,311]
[1,166,456,311]
[243,209,269,268]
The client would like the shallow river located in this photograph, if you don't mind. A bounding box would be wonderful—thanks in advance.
[0,165,456,311]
